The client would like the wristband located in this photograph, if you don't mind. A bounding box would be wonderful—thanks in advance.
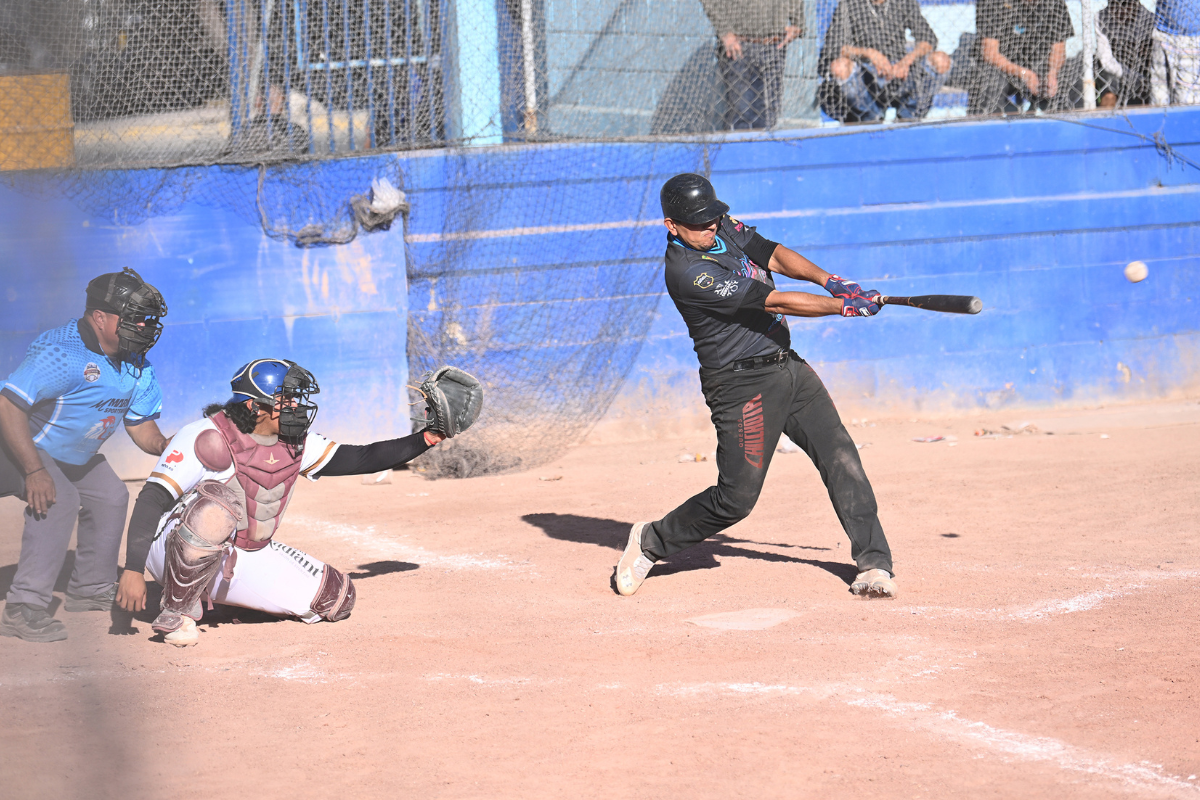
[24,466,47,478]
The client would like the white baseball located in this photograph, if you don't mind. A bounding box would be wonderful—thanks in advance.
[1124,261,1148,283]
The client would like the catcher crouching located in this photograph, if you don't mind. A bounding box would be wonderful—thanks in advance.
[115,359,483,646]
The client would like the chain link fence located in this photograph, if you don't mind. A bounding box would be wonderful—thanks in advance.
[1,0,1195,170]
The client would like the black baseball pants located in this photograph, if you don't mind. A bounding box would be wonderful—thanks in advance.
[640,351,894,575]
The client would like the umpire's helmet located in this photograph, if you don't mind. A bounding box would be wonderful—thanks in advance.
[660,173,729,225]
[84,267,167,372]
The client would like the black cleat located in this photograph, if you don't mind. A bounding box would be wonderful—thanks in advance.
[0,603,68,642]
[64,582,118,612]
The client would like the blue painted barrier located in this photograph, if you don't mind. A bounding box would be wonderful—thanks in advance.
[0,184,410,478]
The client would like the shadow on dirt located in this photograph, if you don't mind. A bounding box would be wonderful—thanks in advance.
[523,513,856,585]
[349,560,419,580]
[111,560,418,638]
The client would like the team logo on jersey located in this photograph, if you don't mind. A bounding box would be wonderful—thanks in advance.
[700,255,718,262]
[731,218,744,231]
[90,398,130,412]
[165,450,184,465]
[84,415,118,441]
[738,254,768,283]
[83,363,101,383]
[715,280,740,298]
[693,272,715,290]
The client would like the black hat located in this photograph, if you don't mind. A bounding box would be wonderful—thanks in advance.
[660,173,729,225]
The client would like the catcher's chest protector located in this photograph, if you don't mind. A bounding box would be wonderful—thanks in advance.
[210,412,302,550]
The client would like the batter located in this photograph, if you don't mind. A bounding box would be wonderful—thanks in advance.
[615,173,896,598]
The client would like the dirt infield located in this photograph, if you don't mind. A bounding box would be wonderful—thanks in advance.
[2,400,1198,799]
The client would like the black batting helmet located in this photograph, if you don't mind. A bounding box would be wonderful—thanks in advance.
[84,267,168,371]
[660,173,729,225]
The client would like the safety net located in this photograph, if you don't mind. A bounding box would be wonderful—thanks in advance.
[0,0,1195,475]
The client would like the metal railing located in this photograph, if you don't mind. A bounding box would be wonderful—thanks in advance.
[227,0,444,156]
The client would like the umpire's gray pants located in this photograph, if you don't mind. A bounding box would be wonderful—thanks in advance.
[5,451,129,608]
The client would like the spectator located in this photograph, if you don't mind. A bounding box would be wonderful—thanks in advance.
[817,0,952,123]
[699,0,806,129]
[1151,0,1200,106]
[968,0,1082,115]
[1094,0,1154,108]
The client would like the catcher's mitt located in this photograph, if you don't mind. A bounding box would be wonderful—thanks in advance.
[414,366,484,439]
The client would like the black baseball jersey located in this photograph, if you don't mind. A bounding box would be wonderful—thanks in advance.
[663,215,789,370]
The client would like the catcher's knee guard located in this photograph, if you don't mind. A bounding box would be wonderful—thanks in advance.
[310,565,356,622]
[152,481,243,636]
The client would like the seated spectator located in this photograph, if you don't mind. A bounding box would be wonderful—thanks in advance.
[967,0,1082,115]
[1095,0,1154,108]
[818,0,951,123]
[1150,0,1200,106]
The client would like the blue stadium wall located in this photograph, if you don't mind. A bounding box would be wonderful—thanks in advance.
[619,106,1200,425]
[2,105,1198,476]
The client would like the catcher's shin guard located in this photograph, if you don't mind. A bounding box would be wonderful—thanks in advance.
[152,481,243,637]
[310,565,356,622]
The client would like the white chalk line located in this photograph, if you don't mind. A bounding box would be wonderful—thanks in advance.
[291,514,523,572]
[425,673,551,687]
[657,681,1200,796]
[901,569,1200,622]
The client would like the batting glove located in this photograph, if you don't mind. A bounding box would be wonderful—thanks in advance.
[841,290,882,317]
[824,274,863,299]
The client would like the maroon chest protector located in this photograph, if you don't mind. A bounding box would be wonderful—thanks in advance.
[207,412,303,550]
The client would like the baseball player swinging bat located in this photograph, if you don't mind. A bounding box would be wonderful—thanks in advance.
[879,294,982,314]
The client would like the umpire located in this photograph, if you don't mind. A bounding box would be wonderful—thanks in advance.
[0,269,169,642]
[615,174,896,598]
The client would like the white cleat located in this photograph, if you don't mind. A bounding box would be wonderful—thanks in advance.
[850,568,897,599]
[164,616,199,647]
[615,522,655,596]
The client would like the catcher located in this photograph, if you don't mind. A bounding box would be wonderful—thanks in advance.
[115,358,483,646]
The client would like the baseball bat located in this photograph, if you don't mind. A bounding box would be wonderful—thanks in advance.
[879,294,982,315]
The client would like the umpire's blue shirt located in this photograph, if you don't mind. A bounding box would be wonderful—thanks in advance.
[664,215,790,370]
[2,319,162,465]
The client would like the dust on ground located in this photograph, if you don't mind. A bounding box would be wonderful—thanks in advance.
[2,400,1198,799]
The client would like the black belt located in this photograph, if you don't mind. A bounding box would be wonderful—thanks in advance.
[731,350,791,372]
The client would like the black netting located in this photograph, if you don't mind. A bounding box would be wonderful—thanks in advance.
[0,0,1196,475]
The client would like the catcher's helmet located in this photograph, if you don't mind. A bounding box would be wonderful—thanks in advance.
[84,267,167,372]
[230,359,320,451]
[660,173,729,225]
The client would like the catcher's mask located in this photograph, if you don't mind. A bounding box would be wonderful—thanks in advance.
[230,358,320,452]
[84,267,168,374]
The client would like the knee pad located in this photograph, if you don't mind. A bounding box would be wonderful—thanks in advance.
[178,480,243,547]
[311,565,356,622]
[154,481,242,629]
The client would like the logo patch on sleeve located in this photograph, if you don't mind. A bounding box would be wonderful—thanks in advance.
[83,363,101,383]
[715,279,740,298]
[165,450,184,465]
[693,272,715,289]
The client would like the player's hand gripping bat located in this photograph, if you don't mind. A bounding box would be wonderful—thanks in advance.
[878,295,982,315]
